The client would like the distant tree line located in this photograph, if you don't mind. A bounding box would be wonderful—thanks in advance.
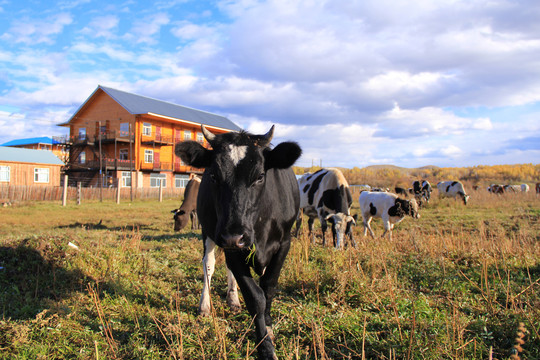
[293,163,540,188]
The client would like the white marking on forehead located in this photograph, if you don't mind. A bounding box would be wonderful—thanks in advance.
[228,144,248,166]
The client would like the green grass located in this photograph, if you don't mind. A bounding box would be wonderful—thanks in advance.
[0,193,539,359]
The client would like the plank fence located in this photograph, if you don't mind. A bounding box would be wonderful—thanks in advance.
[0,184,185,204]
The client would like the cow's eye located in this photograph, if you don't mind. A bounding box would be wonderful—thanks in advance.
[254,173,265,185]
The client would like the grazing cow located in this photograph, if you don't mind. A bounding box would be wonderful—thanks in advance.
[488,184,505,194]
[171,176,201,231]
[359,191,419,240]
[412,180,432,203]
[437,181,470,205]
[521,184,530,193]
[296,168,356,249]
[395,186,409,196]
[175,125,301,360]
[504,184,521,193]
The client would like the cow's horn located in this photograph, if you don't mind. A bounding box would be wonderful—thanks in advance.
[258,125,274,146]
[201,125,216,143]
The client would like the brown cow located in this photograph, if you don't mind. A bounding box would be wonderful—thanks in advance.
[172,176,201,231]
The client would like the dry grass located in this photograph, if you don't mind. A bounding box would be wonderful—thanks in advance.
[0,191,539,359]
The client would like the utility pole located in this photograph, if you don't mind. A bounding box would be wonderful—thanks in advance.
[99,121,103,202]
[129,123,133,202]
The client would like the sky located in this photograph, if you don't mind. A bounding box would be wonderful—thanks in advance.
[0,0,539,169]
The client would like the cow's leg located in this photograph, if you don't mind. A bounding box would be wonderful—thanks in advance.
[320,217,328,246]
[293,209,303,237]
[226,266,241,313]
[307,217,315,244]
[363,215,375,238]
[226,255,277,360]
[191,211,198,230]
[198,237,216,316]
[382,220,392,241]
[260,237,291,329]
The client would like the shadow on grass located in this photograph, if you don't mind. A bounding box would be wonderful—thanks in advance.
[0,245,86,320]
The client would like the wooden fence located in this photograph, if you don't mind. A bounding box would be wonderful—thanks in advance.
[0,184,185,204]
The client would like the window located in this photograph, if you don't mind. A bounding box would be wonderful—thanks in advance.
[175,174,190,188]
[79,151,86,164]
[184,131,192,140]
[144,149,153,163]
[143,123,152,136]
[0,166,10,182]
[78,128,86,140]
[119,149,129,160]
[197,132,204,143]
[121,171,131,187]
[120,122,130,136]
[150,174,166,188]
[34,168,49,183]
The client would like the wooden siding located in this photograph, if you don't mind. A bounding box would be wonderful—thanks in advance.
[0,161,62,186]
[64,88,232,188]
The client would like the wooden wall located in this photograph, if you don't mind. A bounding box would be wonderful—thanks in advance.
[0,161,62,186]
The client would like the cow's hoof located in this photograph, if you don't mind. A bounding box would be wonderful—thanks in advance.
[198,307,211,317]
[228,302,242,314]
[266,326,275,342]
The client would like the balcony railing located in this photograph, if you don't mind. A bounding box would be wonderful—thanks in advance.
[53,131,135,145]
[141,134,174,145]
[79,159,135,170]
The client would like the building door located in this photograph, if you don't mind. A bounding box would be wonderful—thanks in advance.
[155,126,161,142]
[154,151,160,170]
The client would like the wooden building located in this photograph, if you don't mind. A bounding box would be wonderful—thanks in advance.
[0,147,64,186]
[56,85,242,188]
[1,136,68,163]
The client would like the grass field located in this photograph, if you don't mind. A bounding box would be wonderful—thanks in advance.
[0,190,539,359]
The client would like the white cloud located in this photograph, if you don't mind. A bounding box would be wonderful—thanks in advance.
[81,15,119,38]
[1,13,73,44]
[124,12,170,44]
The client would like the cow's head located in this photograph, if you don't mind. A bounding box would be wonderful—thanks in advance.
[175,125,301,250]
[461,193,470,205]
[393,198,420,219]
[325,213,356,248]
[171,208,189,232]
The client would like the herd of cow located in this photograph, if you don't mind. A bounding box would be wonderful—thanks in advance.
[171,125,536,359]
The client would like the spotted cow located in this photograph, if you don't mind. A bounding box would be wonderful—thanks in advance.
[359,191,419,240]
[295,168,356,249]
[437,181,470,205]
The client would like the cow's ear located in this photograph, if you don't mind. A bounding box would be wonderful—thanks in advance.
[264,141,302,170]
[175,141,213,168]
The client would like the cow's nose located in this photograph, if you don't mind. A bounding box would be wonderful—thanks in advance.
[222,234,245,249]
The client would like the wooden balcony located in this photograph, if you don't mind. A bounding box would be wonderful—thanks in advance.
[82,159,135,170]
[141,134,174,146]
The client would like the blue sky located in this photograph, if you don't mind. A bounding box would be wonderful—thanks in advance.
[1,0,539,169]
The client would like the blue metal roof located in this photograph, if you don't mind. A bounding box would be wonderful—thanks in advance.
[63,85,242,131]
[1,136,55,147]
[0,147,64,165]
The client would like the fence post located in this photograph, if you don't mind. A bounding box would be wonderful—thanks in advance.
[159,181,163,202]
[62,175,68,206]
[116,179,121,204]
[77,182,82,205]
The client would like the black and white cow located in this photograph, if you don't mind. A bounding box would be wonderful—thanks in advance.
[359,191,419,240]
[175,125,301,360]
[395,186,409,196]
[171,176,201,231]
[295,168,356,249]
[437,181,470,205]
[412,180,432,203]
